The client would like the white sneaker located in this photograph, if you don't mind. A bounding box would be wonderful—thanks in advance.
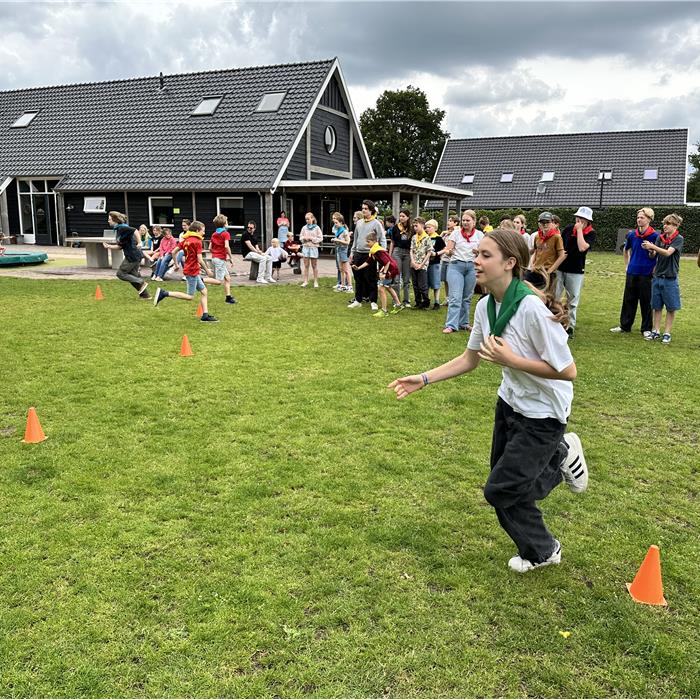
[334,286,344,292]
[610,326,624,333]
[332,284,340,290]
[313,281,319,288]
[508,540,561,573]
[560,433,588,493]
[347,300,362,309]
[642,330,652,339]
[370,302,379,311]
[345,287,354,294]
[257,279,268,284]
[267,277,277,283]
[300,281,308,288]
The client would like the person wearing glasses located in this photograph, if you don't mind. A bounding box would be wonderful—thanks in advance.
[241,221,274,284]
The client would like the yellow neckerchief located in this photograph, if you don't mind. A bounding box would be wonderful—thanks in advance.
[428,231,439,239]
[183,231,204,240]
[364,213,377,222]
[397,221,407,233]
[414,230,428,244]
[369,242,384,256]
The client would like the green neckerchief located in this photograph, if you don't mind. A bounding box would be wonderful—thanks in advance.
[486,277,535,337]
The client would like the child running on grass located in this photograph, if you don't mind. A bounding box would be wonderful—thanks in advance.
[210,214,237,304]
[103,211,150,299]
[389,228,588,573]
[352,231,403,317]
[153,220,218,322]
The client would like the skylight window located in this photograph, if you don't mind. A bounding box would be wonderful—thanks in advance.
[11,111,38,128]
[192,96,223,116]
[256,92,286,113]
[643,169,658,180]
[540,171,555,182]
[500,172,514,183]
[461,173,474,184]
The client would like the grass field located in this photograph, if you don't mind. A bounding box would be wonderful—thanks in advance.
[2,252,699,698]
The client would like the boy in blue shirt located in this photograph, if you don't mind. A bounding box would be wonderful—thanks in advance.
[610,207,658,337]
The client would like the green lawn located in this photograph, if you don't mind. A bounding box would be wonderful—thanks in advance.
[1,252,699,698]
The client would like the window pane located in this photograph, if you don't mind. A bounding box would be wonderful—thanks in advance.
[256,92,286,112]
[192,96,223,116]
[218,197,245,227]
[643,169,658,180]
[500,173,513,183]
[18,180,30,193]
[150,197,174,225]
[541,171,555,182]
[461,174,474,184]
[11,111,38,128]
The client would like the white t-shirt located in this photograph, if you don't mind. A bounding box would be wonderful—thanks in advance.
[467,294,574,424]
[448,229,484,263]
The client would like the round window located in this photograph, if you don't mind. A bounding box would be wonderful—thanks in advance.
[324,125,337,154]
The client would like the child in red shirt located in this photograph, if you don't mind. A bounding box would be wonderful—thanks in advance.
[210,214,236,304]
[153,221,218,322]
[352,231,403,317]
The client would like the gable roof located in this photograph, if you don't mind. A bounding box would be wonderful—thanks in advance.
[432,128,688,208]
[0,59,339,191]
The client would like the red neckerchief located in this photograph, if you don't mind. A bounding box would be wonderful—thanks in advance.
[460,226,476,242]
[634,227,655,239]
[660,229,679,246]
[580,224,593,236]
[538,227,555,243]
[519,227,527,236]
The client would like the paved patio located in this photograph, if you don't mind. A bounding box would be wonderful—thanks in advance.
[0,244,339,285]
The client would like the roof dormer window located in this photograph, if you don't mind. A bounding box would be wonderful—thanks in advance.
[11,111,38,128]
[256,92,286,113]
[461,173,474,184]
[192,96,223,116]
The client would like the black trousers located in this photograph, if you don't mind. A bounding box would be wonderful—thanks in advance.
[619,273,653,332]
[353,253,378,303]
[483,398,565,564]
[411,268,429,307]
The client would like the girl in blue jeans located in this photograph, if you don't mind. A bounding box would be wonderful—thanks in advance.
[443,209,483,333]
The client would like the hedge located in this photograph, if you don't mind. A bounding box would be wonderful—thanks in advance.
[420,205,699,253]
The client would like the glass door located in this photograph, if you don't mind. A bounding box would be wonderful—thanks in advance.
[17,179,59,245]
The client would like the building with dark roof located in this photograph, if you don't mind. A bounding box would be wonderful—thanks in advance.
[0,58,471,247]
[431,128,688,210]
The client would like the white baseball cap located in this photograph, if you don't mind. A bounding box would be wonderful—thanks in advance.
[574,206,593,222]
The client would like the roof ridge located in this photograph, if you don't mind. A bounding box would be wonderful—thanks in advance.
[447,127,689,143]
[0,57,337,96]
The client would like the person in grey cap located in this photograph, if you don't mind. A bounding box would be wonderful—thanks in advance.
[525,211,566,289]
[556,207,596,338]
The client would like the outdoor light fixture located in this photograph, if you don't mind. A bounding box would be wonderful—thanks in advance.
[597,169,613,208]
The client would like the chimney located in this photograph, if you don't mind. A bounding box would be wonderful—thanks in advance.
[159,72,164,91]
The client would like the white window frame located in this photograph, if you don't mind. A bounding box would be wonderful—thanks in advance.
[324,125,337,154]
[540,171,555,182]
[461,173,475,184]
[192,96,223,116]
[500,172,514,183]
[16,178,60,243]
[256,91,287,113]
[11,111,39,128]
[216,196,245,230]
[643,169,658,180]
[83,196,107,213]
[148,196,174,226]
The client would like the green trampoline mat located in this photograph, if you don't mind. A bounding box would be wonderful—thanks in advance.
[0,251,49,266]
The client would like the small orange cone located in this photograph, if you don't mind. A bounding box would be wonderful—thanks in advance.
[22,407,47,443]
[627,545,667,606]
[95,285,104,300]
[196,301,203,317]
[180,334,194,357]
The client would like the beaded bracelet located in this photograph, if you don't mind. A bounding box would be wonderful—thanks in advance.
[421,373,430,386]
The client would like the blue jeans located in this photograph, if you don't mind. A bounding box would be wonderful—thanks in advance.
[155,253,172,278]
[445,260,476,330]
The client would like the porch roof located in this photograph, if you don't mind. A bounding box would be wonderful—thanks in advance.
[276,177,472,200]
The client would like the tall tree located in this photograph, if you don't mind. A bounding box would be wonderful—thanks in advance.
[359,86,449,181]
[687,144,700,202]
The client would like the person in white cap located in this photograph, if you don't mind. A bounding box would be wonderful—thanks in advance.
[556,207,596,338]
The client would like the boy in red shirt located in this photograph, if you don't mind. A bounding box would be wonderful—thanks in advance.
[352,231,403,317]
[210,214,236,304]
[153,220,218,322]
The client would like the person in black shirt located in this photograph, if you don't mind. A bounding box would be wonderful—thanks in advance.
[556,206,596,337]
[103,211,149,299]
[389,209,413,306]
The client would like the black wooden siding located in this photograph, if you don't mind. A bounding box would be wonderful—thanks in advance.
[283,131,307,180]
[5,179,20,235]
[353,141,368,178]
[320,76,347,113]
[63,192,125,235]
[309,109,350,172]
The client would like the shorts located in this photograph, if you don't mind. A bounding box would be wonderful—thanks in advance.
[302,245,319,259]
[185,274,205,295]
[440,260,450,283]
[651,277,681,311]
[427,263,441,290]
[378,275,398,287]
[336,246,349,263]
[212,257,229,280]
[272,260,282,269]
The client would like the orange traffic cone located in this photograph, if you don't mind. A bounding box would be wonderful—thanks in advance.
[95,285,104,300]
[180,334,194,357]
[196,301,203,317]
[627,545,667,606]
[22,407,47,443]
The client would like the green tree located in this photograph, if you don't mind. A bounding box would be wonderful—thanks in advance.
[359,85,449,181]
[687,144,700,202]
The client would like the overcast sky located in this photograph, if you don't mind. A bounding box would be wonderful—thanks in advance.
[2,0,699,157]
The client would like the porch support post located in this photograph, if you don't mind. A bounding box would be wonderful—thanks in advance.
[391,190,401,216]
[56,191,67,245]
[264,192,274,248]
[412,193,420,218]
[442,198,449,228]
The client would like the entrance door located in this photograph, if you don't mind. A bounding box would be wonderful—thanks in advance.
[320,198,340,245]
[17,178,60,245]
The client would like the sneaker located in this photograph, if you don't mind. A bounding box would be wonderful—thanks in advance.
[334,285,344,292]
[610,326,628,333]
[370,302,379,311]
[267,277,277,283]
[257,279,269,285]
[153,287,168,307]
[508,540,561,573]
[642,330,653,340]
[138,281,149,295]
[200,313,219,323]
[345,287,354,294]
[153,276,164,282]
[646,330,660,341]
[390,304,403,314]
[347,300,362,309]
[300,281,308,288]
[432,302,441,310]
[225,296,237,304]
[560,433,588,493]
[139,290,151,299]
[373,309,388,318]
[662,333,672,344]
[404,301,412,308]
[313,282,319,288]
